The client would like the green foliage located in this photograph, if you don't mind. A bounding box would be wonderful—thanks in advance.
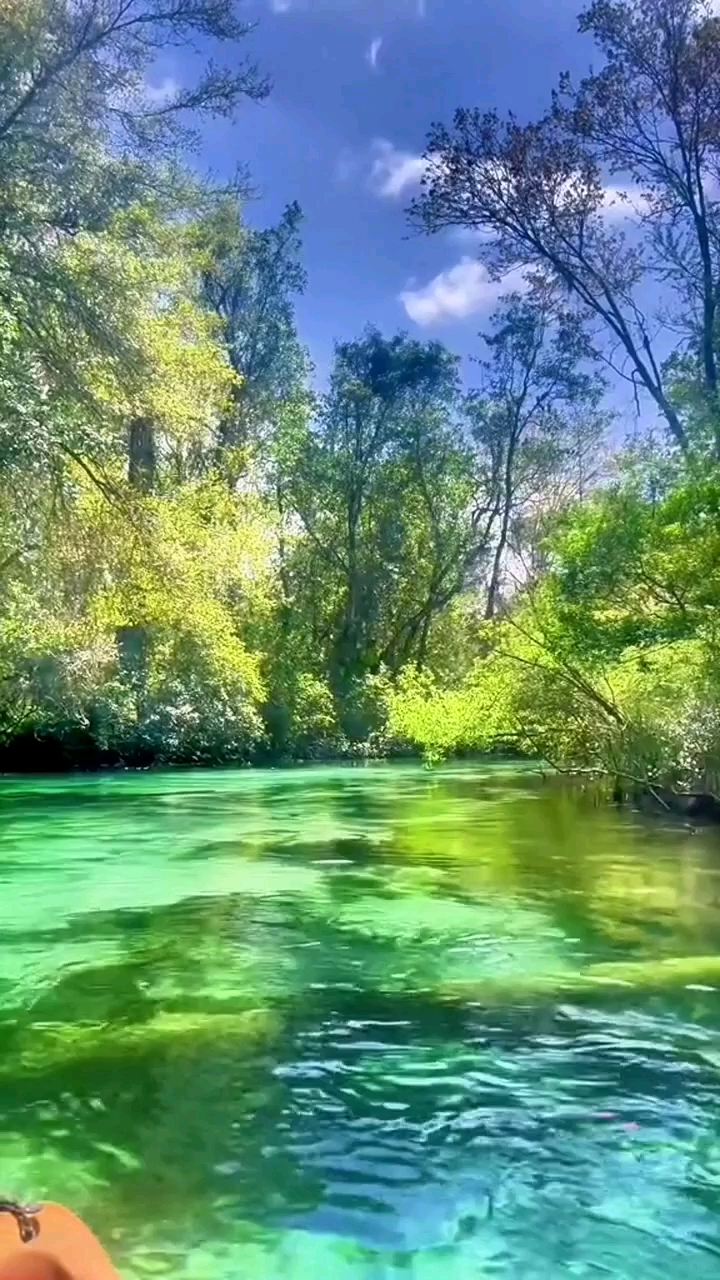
[0,0,265,470]
[390,459,720,801]
[410,0,720,456]
[280,330,484,716]
[262,670,340,760]
[3,0,720,784]
[200,200,309,464]
[0,473,273,764]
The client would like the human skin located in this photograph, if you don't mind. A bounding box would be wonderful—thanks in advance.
[0,1204,119,1280]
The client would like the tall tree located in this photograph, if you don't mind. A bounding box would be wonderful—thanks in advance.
[284,330,484,706]
[410,0,720,457]
[0,0,267,468]
[200,200,309,465]
[469,293,606,617]
[564,0,720,442]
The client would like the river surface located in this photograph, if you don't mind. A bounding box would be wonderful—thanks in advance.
[1,763,720,1278]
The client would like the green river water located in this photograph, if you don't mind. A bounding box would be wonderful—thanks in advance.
[1,762,720,1278]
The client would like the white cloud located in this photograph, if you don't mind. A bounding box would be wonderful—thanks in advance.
[449,225,493,247]
[368,149,654,219]
[400,259,527,326]
[367,36,383,71]
[554,176,651,221]
[600,184,651,221]
[270,0,293,11]
[417,0,427,14]
[369,138,427,198]
[143,76,180,105]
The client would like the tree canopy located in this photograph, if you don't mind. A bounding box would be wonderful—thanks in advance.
[1,0,720,802]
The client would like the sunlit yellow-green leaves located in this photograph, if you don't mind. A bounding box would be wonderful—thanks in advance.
[60,212,237,446]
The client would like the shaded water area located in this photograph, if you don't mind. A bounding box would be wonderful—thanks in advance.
[1,763,720,1277]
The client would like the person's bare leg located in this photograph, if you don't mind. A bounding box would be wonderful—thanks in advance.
[0,1205,119,1280]
[0,1250,72,1279]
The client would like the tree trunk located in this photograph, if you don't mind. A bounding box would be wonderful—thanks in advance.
[116,626,150,692]
[121,418,156,725]
[128,417,156,492]
[485,542,505,621]
[485,435,517,620]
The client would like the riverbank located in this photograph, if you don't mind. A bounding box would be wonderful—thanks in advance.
[2,729,718,831]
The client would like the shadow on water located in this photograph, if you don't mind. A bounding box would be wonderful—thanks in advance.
[1,763,720,1276]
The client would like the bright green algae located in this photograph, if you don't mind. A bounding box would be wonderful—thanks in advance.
[1,763,720,1278]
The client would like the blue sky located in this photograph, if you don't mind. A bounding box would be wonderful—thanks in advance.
[151,0,636,396]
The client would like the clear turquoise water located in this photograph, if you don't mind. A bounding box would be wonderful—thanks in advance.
[1,763,720,1278]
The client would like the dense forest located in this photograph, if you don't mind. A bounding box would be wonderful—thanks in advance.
[1,0,719,806]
